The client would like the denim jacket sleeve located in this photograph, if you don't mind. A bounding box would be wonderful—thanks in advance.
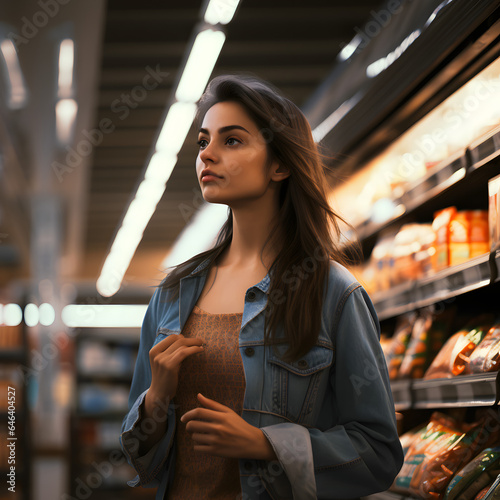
[119,288,177,488]
[260,284,404,499]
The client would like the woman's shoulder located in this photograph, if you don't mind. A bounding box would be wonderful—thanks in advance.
[326,259,360,291]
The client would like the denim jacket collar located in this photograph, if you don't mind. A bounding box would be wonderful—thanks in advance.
[177,257,272,332]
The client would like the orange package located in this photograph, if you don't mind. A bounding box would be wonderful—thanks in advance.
[449,211,471,267]
[393,412,500,499]
[470,210,489,258]
[466,324,500,374]
[432,207,457,271]
[424,325,490,379]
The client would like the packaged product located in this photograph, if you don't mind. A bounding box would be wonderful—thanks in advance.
[392,224,436,284]
[466,324,500,374]
[470,210,490,258]
[384,313,415,379]
[371,234,396,291]
[399,424,428,458]
[398,308,451,379]
[424,324,490,379]
[450,211,471,266]
[489,174,500,252]
[444,448,500,500]
[432,207,457,271]
[394,412,500,499]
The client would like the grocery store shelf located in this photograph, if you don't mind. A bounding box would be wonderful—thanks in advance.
[372,250,499,320]
[412,372,499,409]
[350,123,500,247]
[390,379,412,411]
[352,151,467,244]
[391,372,500,409]
[469,124,500,170]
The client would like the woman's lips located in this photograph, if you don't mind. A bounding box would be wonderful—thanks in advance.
[201,174,220,182]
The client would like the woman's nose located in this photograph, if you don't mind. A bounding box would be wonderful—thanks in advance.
[199,142,217,163]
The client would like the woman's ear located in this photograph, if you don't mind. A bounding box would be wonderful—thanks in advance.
[271,163,290,181]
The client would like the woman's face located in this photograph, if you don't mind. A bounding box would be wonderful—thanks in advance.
[196,101,279,207]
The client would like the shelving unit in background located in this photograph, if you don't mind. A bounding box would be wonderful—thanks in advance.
[0,323,31,500]
[339,42,500,500]
[69,327,156,500]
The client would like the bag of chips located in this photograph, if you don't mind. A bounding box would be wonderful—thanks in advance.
[393,411,500,499]
[399,308,451,379]
[444,448,500,500]
[424,325,489,379]
[466,324,500,374]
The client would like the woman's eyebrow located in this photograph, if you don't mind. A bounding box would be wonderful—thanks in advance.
[198,125,251,135]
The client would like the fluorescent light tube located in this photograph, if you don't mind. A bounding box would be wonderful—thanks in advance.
[58,38,74,98]
[162,203,228,269]
[56,98,78,144]
[62,304,148,328]
[175,29,225,103]
[204,0,240,25]
[0,39,27,109]
[156,101,197,152]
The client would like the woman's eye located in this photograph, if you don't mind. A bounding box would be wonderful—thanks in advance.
[197,139,208,149]
[226,137,241,146]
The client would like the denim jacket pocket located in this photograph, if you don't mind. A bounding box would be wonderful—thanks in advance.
[267,344,334,425]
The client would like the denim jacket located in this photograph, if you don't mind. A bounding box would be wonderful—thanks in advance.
[120,258,404,499]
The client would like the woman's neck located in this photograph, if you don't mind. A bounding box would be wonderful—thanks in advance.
[219,202,281,272]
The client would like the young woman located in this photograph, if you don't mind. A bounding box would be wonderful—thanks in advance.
[120,75,404,500]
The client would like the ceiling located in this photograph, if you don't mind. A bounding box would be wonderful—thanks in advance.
[0,0,386,296]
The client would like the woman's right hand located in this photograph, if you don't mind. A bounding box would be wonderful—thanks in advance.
[147,334,205,406]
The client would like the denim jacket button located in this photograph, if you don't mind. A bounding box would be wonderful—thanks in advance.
[244,347,255,357]
[298,359,308,369]
[247,290,256,301]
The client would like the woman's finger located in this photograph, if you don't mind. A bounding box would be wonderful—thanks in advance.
[184,419,214,435]
[190,433,215,446]
[181,407,218,423]
[197,393,231,412]
[149,333,182,358]
[165,344,205,367]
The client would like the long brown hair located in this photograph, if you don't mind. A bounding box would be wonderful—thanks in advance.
[160,74,348,361]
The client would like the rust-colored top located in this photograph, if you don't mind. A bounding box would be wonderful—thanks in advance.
[167,305,246,500]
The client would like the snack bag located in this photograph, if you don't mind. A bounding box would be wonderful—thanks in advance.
[425,325,490,379]
[384,313,415,379]
[399,308,451,379]
[466,324,500,374]
[394,412,500,499]
[400,424,428,458]
[444,448,500,500]
[393,413,464,494]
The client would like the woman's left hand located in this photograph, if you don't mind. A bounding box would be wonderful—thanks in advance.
[181,393,277,461]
